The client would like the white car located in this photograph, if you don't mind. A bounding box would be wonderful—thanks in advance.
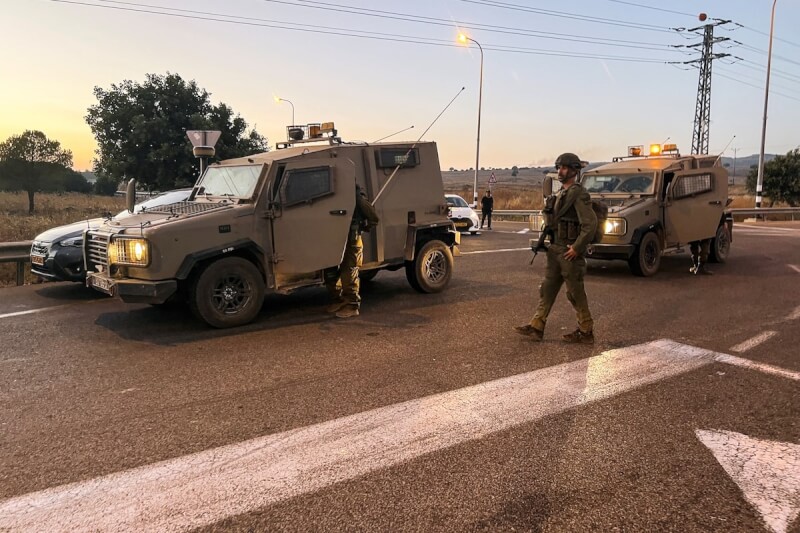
[445,194,480,235]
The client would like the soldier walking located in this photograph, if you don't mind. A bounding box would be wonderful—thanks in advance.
[515,152,598,343]
[480,190,494,230]
[325,183,380,318]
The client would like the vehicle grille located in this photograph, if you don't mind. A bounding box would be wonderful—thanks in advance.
[85,232,109,271]
[143,201,224,215]
[31,242,49,256]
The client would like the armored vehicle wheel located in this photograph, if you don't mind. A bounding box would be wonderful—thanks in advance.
[359,269,380,283]
[709,224,730,264]
[628,231,661,277]
[405,240,453,293]
[189,257,265,328]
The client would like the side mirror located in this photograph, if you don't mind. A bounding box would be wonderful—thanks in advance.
[126,179,136,214]
[543,176,553,198]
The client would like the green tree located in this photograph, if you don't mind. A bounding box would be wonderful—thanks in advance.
[86,72,268,191]
[0,130,74,213]
[94,174,120,196]
[746,149,800,206]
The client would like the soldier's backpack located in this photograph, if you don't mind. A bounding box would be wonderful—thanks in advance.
[590,199,608,243]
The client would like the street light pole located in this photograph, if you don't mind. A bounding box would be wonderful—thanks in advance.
[275,96,295,126]
[756,0,777,209]
[459,34,484,208]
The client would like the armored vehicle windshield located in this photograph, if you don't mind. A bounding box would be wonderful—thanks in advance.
[196,164,264,199]
[582,172,655,195]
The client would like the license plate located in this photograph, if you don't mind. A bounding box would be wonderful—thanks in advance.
[31,255,45,266]
[90,275,113,294]
[455,222,469,228]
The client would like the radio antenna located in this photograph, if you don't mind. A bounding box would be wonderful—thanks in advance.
[372,125,414,143]
[373,87,465,205]
[714,134,736,165]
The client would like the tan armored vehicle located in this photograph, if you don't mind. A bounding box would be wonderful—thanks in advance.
[84,123,458,327]
[532,143,732,276]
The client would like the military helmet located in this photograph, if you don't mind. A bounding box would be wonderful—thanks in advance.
[555,152,582,170]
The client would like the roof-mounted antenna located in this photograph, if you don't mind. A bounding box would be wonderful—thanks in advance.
[372,125,415,143]
[714,134,736,165]
[373,87,465,205]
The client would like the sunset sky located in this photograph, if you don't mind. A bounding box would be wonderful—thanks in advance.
[2,0,799,171]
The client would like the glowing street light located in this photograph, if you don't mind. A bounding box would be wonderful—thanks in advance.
[274,96,295,126]
[458,32,484,208]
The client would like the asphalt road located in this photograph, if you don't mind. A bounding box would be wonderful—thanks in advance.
[0,221,798,532]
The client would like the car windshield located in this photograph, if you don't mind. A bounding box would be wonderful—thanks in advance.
[116,189,192,218]
[196,164,264,198]
[446,196,469,208]
[582,173,655,195]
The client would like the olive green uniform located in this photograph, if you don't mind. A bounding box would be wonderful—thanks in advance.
[529,183,597,333]
[325,185,380,308]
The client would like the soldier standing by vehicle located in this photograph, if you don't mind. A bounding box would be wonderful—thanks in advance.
[689,239,713,275]
[514,152,598,343]
[326,183,380,318]
[480,190,494,230]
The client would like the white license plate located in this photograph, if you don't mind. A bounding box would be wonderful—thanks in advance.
[90,275,113,294]
[31,255,45,266]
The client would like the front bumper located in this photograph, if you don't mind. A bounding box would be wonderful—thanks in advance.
[585,243,635,260]
[85,272,177,304]
[30,244,86,282]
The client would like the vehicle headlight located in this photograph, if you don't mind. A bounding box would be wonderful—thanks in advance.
[108,237,150,267]
[60,236,83,247]
[603,218,627,236]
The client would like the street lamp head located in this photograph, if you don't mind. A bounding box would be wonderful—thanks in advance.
[458,33,468,44]
[274,95,282,104]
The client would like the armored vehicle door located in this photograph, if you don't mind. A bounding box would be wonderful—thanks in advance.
[664,168,726,244]
[270,159,356,285]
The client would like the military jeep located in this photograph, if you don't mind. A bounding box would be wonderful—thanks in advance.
[84,124,458,327]
[531,144,732,276]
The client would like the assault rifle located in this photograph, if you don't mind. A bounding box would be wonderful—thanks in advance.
[530,226,553,264]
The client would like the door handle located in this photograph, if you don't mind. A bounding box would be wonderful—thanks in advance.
[329,209,348,215]
[708,200,722,205]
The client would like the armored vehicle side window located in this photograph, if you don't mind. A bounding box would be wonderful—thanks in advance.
[672,173,712,199]
[282,166,333,206]
[376,148,419,169]
[582,173,654,194]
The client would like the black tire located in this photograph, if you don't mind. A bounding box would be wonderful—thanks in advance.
[405,240,453,293]
[709,224,730,264]
[628,231,661,277]
[359,269,380,283]
[189,257,265,328]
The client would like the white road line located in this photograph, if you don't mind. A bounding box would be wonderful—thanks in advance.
[0,339,721,532]
[0,305,69,320]
[788,306,800,321]
[730,331,778,353]
[715,354,800,382]
[789,265,800,274]
[461,247,530,255]
[736,225,797,232]
[516,228,530,234]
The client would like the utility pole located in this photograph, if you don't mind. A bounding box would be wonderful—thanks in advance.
[731,147,738,185]
[672,15,731,155]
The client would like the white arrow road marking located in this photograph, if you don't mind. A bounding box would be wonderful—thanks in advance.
[715,354,800,382]
[0,340,796,532]
[696,429,800,533]
[730,331,778,353]
[0,305,70,320]
[0,339,720,532]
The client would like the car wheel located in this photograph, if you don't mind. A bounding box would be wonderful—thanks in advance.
[628,231,661,277]
[405,240,453,293]
[189,257,265,328]
[709,224,730,264]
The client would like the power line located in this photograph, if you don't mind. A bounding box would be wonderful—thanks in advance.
[601,0,695,18]
[711,69,800,103]
[459,0,677,33]
[730,21,800,51]
[49,0,675,63]
[260,0,682,52]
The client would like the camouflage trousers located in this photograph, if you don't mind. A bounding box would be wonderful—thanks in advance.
[324,230,363,307]
[530,244,594,333]
[689,239,711,262]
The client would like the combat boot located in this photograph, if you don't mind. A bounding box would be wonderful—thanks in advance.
[335,305,360,318]
[689,255,699,274]
[562,329,594,344]
[695,262,713,275]
[513,324,544,341]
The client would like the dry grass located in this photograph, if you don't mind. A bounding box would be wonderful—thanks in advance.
[0,191,126,286]
[445,185,545,210]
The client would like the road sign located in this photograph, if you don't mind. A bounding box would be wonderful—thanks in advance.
[488,172,497,184]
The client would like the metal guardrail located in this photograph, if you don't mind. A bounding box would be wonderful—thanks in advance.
[494,207,800,221]
[0,241,33,286]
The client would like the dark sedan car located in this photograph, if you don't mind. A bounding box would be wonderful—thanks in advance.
[30,189,192,282]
